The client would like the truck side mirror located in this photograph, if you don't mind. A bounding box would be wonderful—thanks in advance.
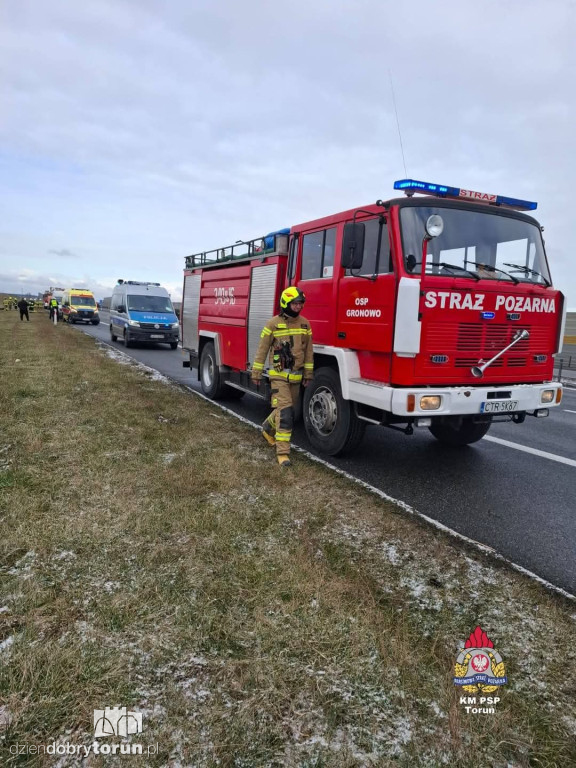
[118,305,126,313]
[406,254,417,273]
[341,223,365,270]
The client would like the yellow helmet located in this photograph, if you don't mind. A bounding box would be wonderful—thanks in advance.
[280,286,305,310]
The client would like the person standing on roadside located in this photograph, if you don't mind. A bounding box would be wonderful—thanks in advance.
[251,286,313,467]
[17,298,30,322]
[49,297,59,321]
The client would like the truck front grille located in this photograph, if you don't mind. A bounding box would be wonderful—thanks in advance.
[426,322,546,370]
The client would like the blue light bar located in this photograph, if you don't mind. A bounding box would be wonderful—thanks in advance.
[393,179,537,211]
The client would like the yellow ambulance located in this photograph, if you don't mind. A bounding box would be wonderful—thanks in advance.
[61,288,100,325]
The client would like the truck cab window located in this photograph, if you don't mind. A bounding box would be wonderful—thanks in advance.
[345,218,391,276]
[301,227,336,280]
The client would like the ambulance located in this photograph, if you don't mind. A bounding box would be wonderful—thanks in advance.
[61,288,100,325]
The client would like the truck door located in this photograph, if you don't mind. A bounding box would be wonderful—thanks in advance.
[336,217,396,378]
[294,226,338,345]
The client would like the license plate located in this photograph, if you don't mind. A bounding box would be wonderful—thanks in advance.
[480,400,518,413]
[150,334,164,339]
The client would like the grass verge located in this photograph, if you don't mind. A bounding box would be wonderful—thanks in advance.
[0,309,575,767]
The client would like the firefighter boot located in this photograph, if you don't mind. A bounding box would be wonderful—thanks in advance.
[277,455,292,467]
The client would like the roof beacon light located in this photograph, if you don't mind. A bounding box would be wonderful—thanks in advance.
[393,179,537,211]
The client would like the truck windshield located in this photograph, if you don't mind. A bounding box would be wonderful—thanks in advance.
[400,205,551,285]
[127,295,174,313]
[72,296,96,306]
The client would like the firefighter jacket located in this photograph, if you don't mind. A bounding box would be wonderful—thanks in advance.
[251,313,313,383]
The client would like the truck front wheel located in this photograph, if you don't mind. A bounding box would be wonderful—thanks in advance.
[429,417,491,446]
[303,367,366,456]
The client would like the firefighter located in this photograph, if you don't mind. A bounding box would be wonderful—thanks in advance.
[49,297,59,321]
[251,286,313,467]
[17,297,30,322]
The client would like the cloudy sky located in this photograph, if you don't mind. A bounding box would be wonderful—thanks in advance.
[1,0,575,306]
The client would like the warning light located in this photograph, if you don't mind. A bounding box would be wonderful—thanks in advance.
[393,179,537,211]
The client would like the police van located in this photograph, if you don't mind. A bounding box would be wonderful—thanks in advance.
[109,280,179,349]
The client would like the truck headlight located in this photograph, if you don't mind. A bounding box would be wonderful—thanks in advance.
[540,389,554,403]
[128,319,140,327]
[420,395,442,410]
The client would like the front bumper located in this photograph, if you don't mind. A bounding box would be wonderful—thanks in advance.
[127,328,179,343]
[390,382,562,417]
[71,312,98,322]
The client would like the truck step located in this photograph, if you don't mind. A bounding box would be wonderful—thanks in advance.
[348,377,389,388]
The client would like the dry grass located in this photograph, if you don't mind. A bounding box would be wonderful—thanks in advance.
[0,310,575,767]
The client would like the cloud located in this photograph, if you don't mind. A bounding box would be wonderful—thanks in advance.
[48,249,79,259]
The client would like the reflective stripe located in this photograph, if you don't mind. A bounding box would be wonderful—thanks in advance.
[272,329,308,338]
[268,371,303,382]
[253,362,264,370]
[261,327,272,337]
[276,433,291,442]
[303,363,313,369]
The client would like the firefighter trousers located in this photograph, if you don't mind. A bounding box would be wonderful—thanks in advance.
[262,380,301,456]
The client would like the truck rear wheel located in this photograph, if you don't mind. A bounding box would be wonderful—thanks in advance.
[199,342,227,399]
[429,417,491,446]
[303,367,366,456]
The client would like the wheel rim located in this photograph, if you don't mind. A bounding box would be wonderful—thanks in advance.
[308,386,338,436]
[201,354,214,389]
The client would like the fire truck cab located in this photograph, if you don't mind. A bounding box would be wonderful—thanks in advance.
[181,179,564,456]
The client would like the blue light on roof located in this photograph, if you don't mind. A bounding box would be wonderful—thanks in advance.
[393,179,537,211]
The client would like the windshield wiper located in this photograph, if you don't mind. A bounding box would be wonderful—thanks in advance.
[475,264,519,284]
[503,262,551,287]
[433,262,480,281]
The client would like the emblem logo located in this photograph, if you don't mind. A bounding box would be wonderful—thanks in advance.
[454,625,507,693]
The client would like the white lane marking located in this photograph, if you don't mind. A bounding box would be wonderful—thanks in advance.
[564,409,576,414]
[484,435,576,467]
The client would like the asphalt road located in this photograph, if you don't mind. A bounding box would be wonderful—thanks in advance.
[76,313,576,596]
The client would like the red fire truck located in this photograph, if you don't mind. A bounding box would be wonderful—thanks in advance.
[181,179,565,456]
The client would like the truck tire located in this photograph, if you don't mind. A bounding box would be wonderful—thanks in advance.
[170,342,178,350]
[429,417,491,446]
[124,330,133,348]
[303,367,366,456]
[110,326,118,342]
[91,319,100,326]
[199,341,227,399]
